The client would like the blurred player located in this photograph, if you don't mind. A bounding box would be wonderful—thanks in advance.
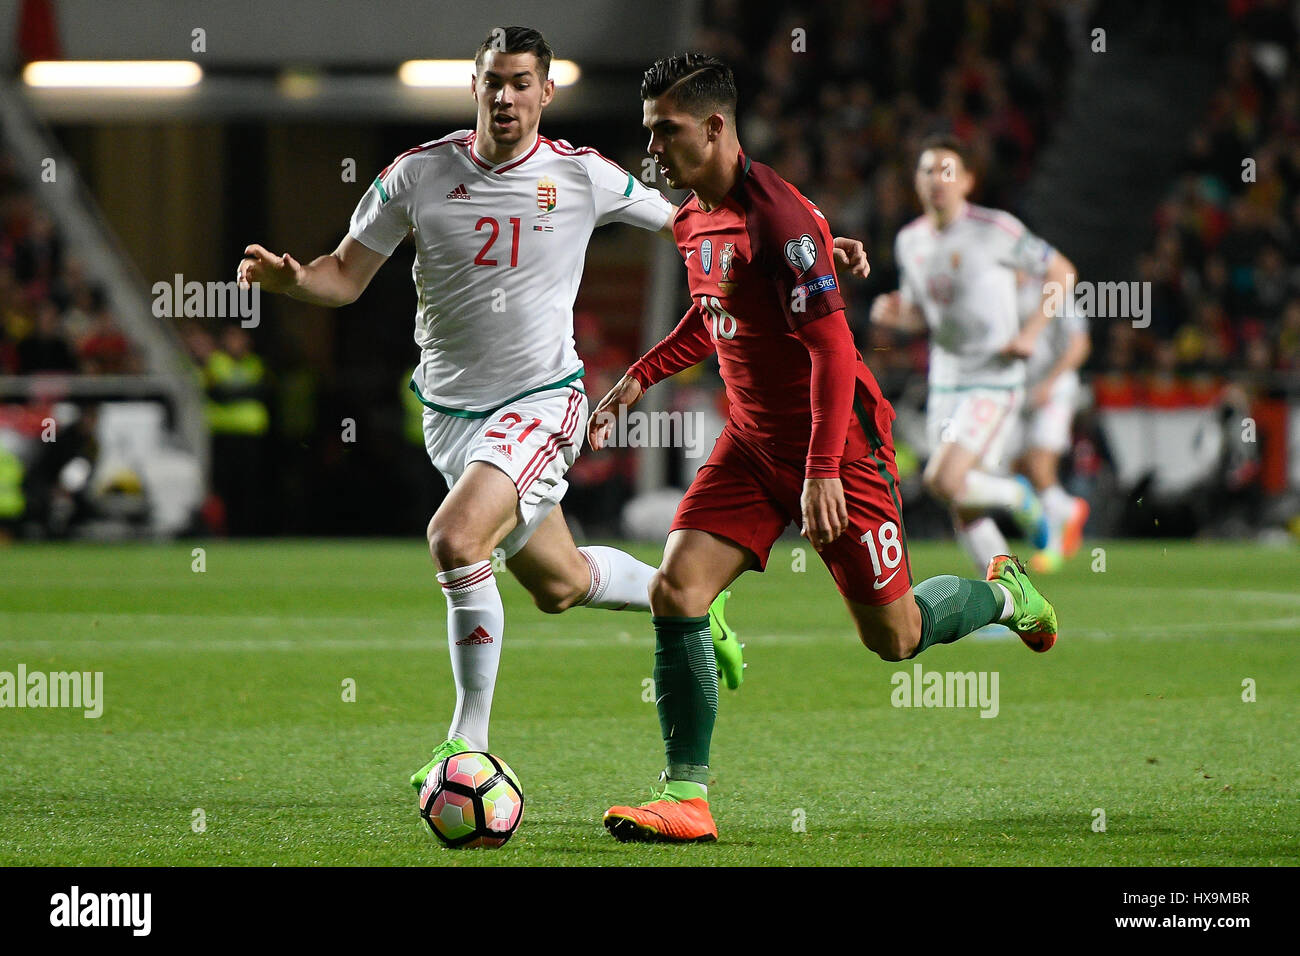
[587,55,1059,843]
[237,28,868,790]
[870,136,1077,574]
[1010,271,1091,571]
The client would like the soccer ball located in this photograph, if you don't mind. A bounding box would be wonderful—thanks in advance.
[418,751,524,848]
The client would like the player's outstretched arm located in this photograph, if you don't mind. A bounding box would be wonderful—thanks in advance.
[587,303,716,452]
[237,235,387,308]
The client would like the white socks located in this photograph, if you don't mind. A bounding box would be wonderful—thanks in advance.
[993,583,1015,621]
[577,546,654,612]
[1042,484,1074,525]
[956,515,1008,574]
[956,470,1027,512]
[437,560,504,752]
[436,547,653,750]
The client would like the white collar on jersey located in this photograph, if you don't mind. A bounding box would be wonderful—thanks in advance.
[468,132,541,173]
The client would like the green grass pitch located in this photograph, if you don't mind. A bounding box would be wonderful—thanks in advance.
[1,538,1296,866]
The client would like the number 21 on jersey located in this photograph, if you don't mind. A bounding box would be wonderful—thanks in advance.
[474,217,521,267]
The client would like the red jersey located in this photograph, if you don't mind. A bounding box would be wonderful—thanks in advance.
[630,152,895,475]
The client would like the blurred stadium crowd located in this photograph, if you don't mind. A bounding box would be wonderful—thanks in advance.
[1,0,1297,541]
[0,150,136,377]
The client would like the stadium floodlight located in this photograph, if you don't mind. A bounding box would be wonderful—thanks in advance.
[22,60,203,89]
[398,59,580,88]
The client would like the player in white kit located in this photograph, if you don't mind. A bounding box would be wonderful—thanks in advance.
[236,27,870,788]
[870,136,1077,573]
[1009,271,1091,572]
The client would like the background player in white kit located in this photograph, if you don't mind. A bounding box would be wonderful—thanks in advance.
[1010,270,1091,572]
[236,27,869,788]
[870,135,1077,574]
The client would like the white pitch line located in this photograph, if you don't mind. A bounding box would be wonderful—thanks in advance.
[1,617,1297,654]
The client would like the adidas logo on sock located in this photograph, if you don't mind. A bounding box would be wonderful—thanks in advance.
[456,625,493,645]
[446,184,471,200]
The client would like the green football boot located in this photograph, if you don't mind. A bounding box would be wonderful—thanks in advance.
[986,554,1058,653]
[709,590,745,690]
[409,737,471,792]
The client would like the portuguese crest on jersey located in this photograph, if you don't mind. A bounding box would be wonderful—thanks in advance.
[536,177,557,213]
[718,242,738,294]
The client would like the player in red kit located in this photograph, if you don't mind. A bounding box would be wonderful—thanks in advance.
[587,54,1061,843]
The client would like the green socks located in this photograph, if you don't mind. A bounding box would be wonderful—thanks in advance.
[911,575,1003,656]
[662,779,707,802]
[652,615,718,786]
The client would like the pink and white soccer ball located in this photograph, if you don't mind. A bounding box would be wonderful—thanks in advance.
[418,751,524,849]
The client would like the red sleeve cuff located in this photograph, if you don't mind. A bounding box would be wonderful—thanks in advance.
[804,458,842,479]
[627,364,655,391]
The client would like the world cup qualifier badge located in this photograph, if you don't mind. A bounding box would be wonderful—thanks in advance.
[701,238,713,274]
[784,234,818,275]
[536,177,557,212]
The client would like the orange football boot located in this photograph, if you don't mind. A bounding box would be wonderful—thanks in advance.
[1060,497,1090,559]
[603,797,718,843]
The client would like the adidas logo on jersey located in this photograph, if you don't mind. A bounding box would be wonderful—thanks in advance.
[446,184,471,200]
[492,444,513,460]
[456,625,493,646]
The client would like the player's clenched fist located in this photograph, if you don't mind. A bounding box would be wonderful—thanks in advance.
[869,290,902,326]
[831,236,870,280]
[800,477,849,551]
[586,373,643,451]
[237,244,304,295]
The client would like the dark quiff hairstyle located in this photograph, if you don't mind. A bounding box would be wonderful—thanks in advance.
[917,133,971,169]
[641,53,737,118]
[474,26,553,80]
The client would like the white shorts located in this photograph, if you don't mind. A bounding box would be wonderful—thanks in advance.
[423,385,588,558]
[926,387,1022,472]
[1008,373,1078,457]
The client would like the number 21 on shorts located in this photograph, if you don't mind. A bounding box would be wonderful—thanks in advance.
[484,411,541,443]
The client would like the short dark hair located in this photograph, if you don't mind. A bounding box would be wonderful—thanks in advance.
[917,134,970,169]
[474,26,553,80]
[641,53,737,118]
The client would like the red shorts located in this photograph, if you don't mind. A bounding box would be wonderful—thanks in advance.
[671,423,913,606]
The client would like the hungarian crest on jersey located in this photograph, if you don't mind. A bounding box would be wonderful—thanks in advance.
[537,177,558,212]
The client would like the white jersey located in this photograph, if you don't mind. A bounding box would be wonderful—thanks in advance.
[349,130,673,415]
[896,202,1054,390]
[1016,273,1089,385]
